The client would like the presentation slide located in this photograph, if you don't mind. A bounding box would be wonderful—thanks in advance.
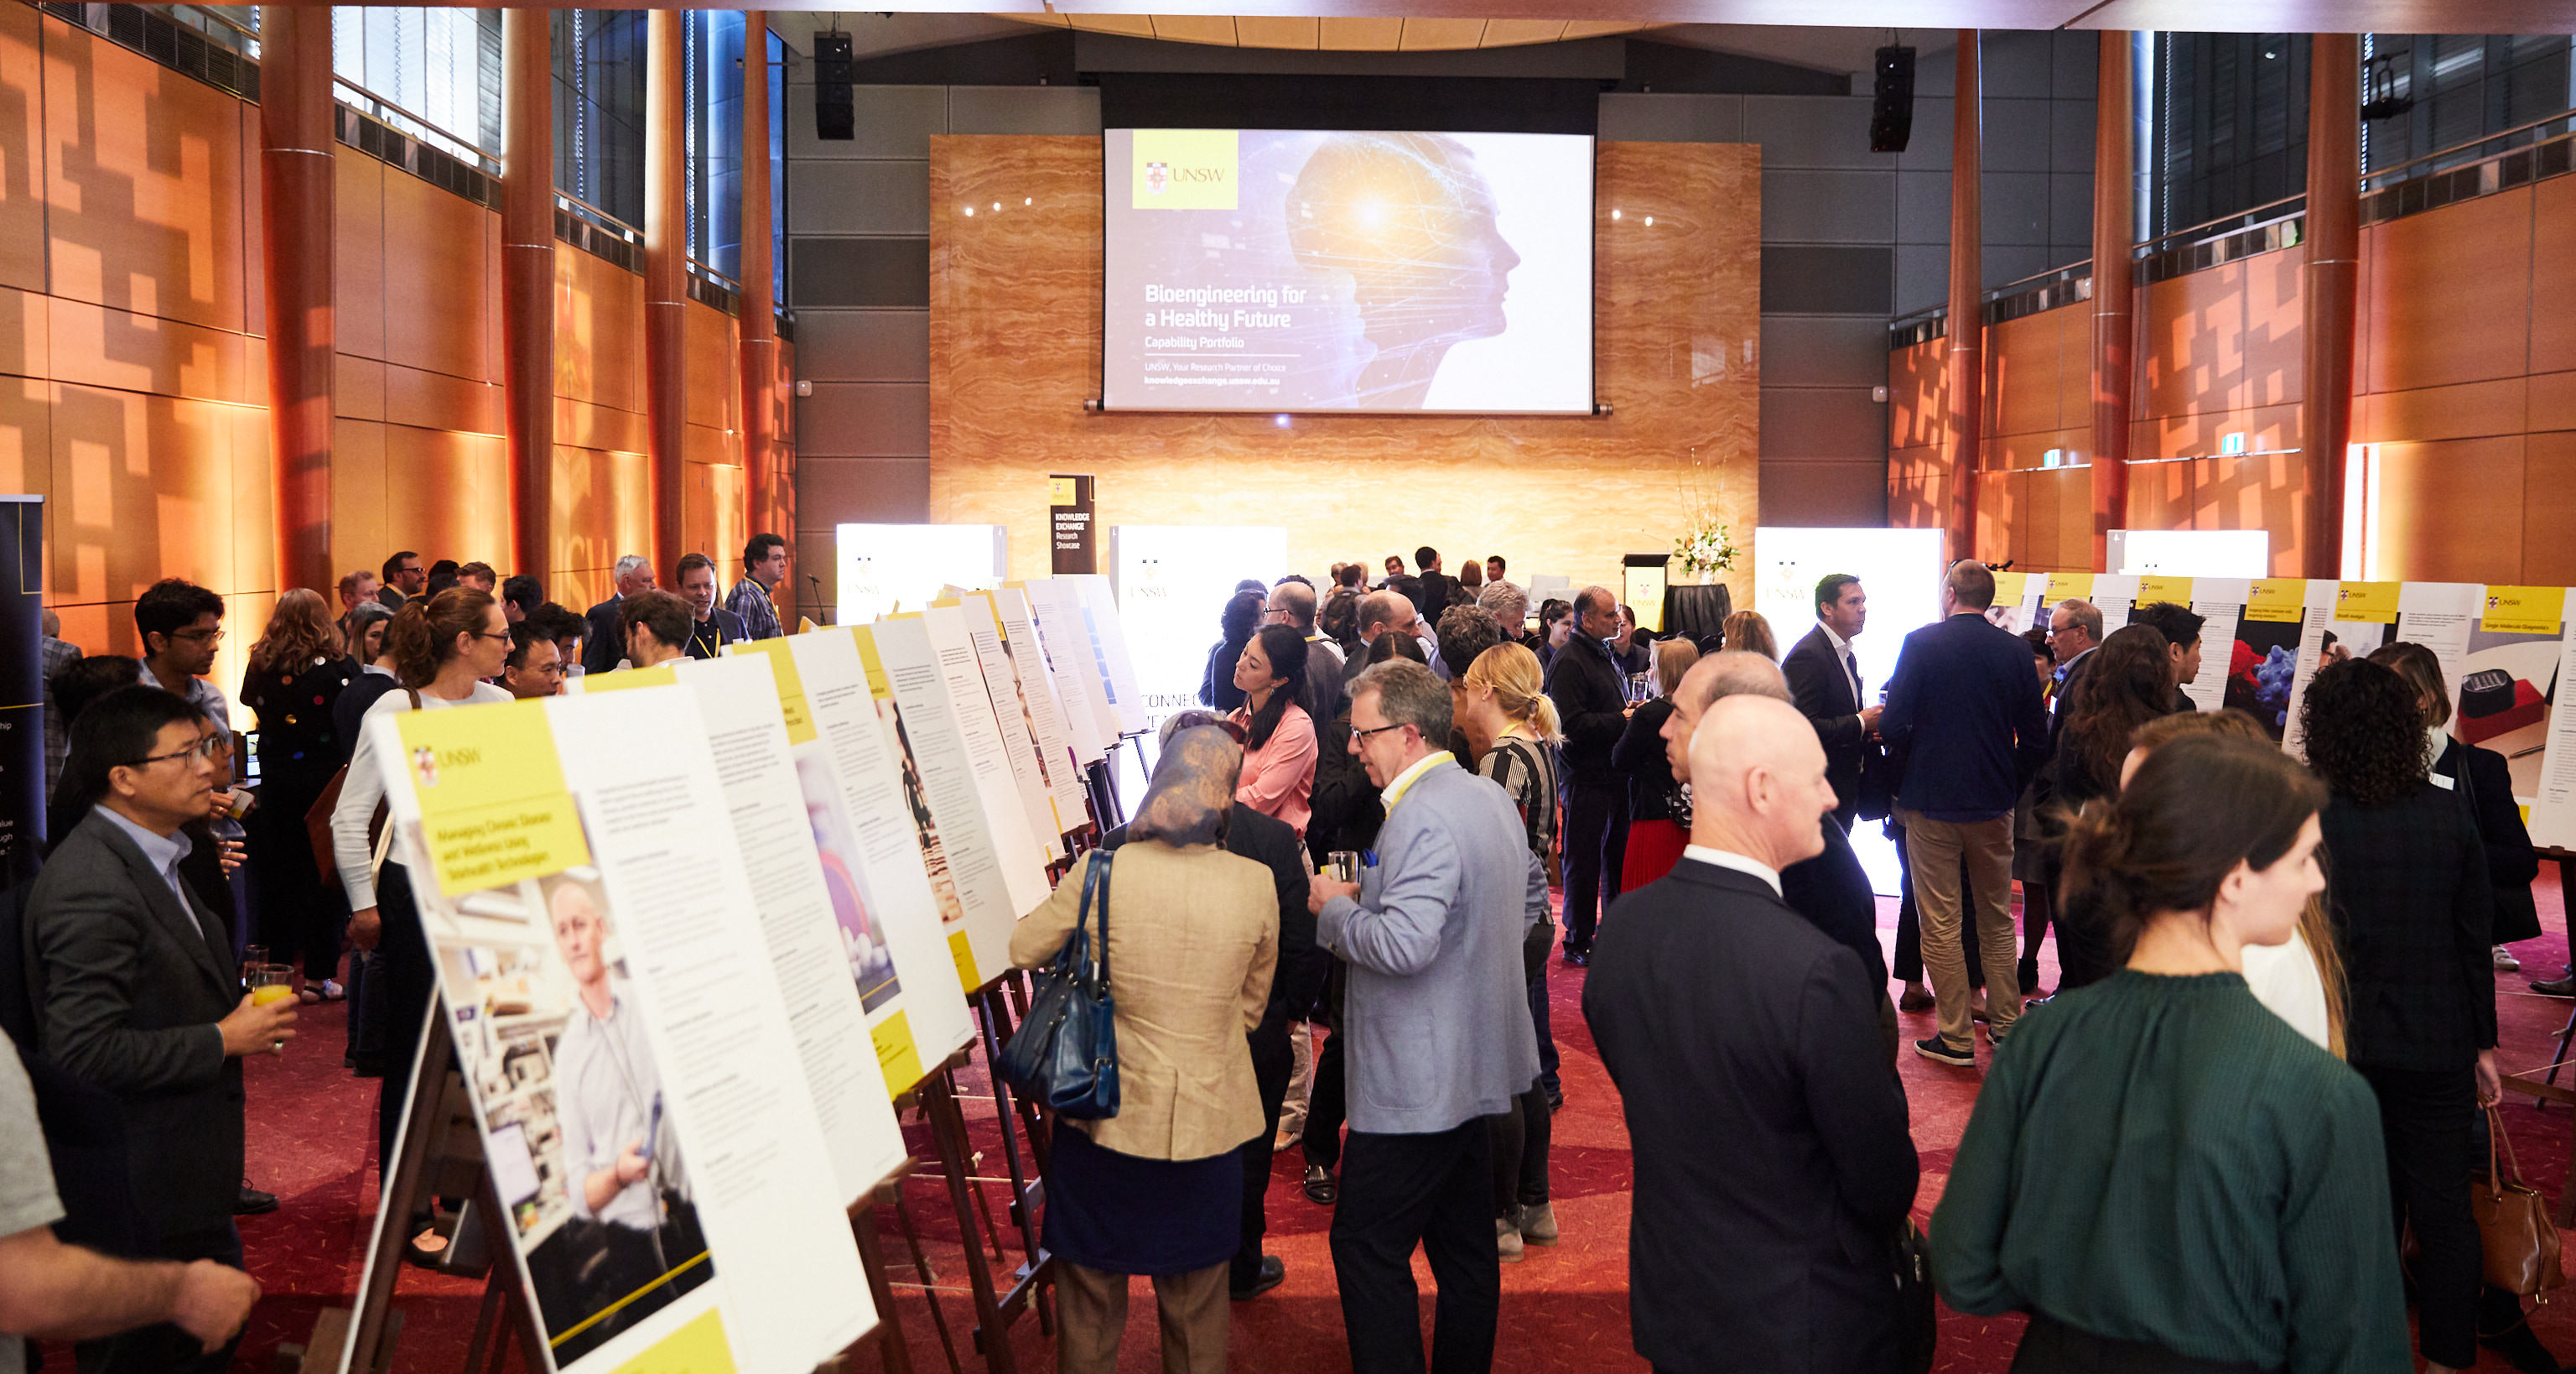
[1101,128,1594,414]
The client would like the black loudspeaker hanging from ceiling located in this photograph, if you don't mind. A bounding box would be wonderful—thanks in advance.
[1870,44,1915,154]
[814,29,854,141]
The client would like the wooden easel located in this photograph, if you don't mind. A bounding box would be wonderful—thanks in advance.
[300,1011,919,1374]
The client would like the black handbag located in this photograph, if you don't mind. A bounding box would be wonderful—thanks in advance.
[998,853,1121,1120]
[1896,1217,1935,1374]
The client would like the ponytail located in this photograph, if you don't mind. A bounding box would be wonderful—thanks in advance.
[1464,642,1560,743]
[387,587,496,690]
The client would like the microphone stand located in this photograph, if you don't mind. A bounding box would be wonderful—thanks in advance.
[806,573,833,626]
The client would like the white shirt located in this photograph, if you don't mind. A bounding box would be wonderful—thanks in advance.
[555,977,681,1229]
[1379,750,1455,811]
[330,680,514,908]
[1818,621,1862,709]
[2241,929,2332,1049]
[1682,844,1782,898]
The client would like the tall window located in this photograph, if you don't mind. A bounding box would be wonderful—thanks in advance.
[553,9,647,228]
[332,7,502,164]
[2360,34,2575,174]
[2148,34,2310,238]
[683,10,745,280]
[769,26,786,305]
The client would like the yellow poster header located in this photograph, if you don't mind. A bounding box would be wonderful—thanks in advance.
[2044,572,2095,603]
[394,700,590,897]
[2134,575,2192,606]
[2246,579,2306,623]
[2334,581,2401,623]
[2481,586,2568,636]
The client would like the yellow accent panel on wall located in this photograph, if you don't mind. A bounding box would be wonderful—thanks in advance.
[927,136,1760,606]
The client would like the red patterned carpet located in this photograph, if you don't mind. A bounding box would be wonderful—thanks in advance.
[195,872,2576,1373]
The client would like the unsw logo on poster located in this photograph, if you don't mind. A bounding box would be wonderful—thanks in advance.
[1132,129,1237,210]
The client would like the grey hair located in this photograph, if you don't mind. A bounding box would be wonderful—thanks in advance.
[1353,659,1452,747]
[1678,651,1793,713]
[1478,580,1529,631]
[2053,598,2103,643]
[614,553,651,580]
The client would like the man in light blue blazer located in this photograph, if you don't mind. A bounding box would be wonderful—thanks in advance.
[1308,659,1545,1374]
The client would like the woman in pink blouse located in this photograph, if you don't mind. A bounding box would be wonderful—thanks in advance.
[1228,624,1318,836]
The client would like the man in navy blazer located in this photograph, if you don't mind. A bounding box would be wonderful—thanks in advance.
[1308,660,1544,1374]
[1879,561,2050,1066]
[1587,693,1919,1373]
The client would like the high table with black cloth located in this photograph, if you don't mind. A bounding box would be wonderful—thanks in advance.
[1101,801,1324,1295]
[1545,632,1631,961]
[1656,585,1732,648]
[241,655,360,981]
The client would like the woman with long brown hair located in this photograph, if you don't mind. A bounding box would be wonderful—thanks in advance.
[2049,623,2175,815]
[1934,732,2405,1372]
[240,588,360,999]
[330,587,513,1178]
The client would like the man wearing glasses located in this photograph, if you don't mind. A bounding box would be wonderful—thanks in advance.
[2044,599,2103,722]
[132,580,251,893]
[23,686,300,1374]
[1266,579,1345,726]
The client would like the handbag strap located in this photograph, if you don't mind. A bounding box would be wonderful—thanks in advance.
[1080,851,1112,991]
[2489,1105,2521,1199]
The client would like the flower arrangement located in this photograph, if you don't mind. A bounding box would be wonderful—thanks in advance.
[1673,523,1738,579]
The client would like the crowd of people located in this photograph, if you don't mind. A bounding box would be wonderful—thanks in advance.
[3,536,799,1371]
[5,535,2567,1374]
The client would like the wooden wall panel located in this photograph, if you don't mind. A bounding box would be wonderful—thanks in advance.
[2355,377,2527,444]
[226,403,272,593]
[39,18,247,334]
[334,152,386,362]
[2141,258,2249,420]
[47,296,256,405]
[927,137,1761,605]
[1888,340,1945,452]
[2532,177,2576,379]
[557,250,646,416]
[329,417,387,576]
[2366,190,2532,395]
[2124,456,2192,533]
[2025,466,2093,570]
[382,171,491,383]
[2239,245,2305,412]
[47,381,240,602]
[683,299,737,433]
[0,374,49,498]
[2526,432,2576,587]
[0,284,44,379]
[2370,436,2525,583]
[2189,452,2309,575]
[383,362,502,436]
[0,5,44,295]
[382,426,509,566]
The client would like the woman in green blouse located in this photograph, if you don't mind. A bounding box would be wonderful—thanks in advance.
[1930,733,2406,1374]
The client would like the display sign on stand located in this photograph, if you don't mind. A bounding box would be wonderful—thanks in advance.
[0,495,40,880]
[836,524,1007,626]
[1753,527,1944,897]
[2108,528,2270,577]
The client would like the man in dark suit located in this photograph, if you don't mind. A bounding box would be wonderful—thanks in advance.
[1662,652,1898,1059]
[1545,586,1631,965]
[673,553,749,660]
[2045,598,2103,724]
[1586,692,1919,1373]
[582,553,657,676]
[1101,711,1324,1302]
[1881,561,2051,1067]
[376,549,423,611]
[24,687,301,1373]
[1783,573,1883,833]
[1410,546,1454,623]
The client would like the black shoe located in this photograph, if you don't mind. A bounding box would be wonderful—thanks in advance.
[2532,976,2576,998]
[1544,1086,1565,1114]
[1912,1036,1976,1068]
[2017,964,2039,996]
[1562,949,1589,968]
[235,1185,278,1216]
[1230,1255,1285,1301]
[2478,1314,2563,1374]
[1302,1164,1337,1205]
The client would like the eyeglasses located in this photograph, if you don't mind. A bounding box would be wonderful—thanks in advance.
[473,632,513,644]
[1352,722,1409,743]
[127,735,223,768]
[172,627,226,644]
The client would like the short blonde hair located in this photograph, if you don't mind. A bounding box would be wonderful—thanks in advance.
[1722,610,1778,660]
[1462,642,1561,742]
[1654,639,1699,697]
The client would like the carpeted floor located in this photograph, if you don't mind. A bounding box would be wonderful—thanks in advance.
[197,871,2576,1373]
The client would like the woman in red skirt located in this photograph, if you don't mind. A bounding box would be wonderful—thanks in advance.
[1612,639,1700,890]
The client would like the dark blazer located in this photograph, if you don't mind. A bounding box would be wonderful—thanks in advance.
[1880,612,2050,820]
[1784,626,1867,817]
[1413,570,1454,622]
[1584,858,1919,1374]
[22,810,245,1238]
[1780,820,1888,996]
[582,595,626,676]
[1610,699,1685,823]
[2320,781,2496,1073]
[683,607,750,660]
[2435,737,2542,945]
[1104,802,1325,1033]
[1305,709,1383,870]
[1544,632,1628,783]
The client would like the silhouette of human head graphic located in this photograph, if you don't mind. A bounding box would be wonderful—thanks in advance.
[1286,133,1521,408]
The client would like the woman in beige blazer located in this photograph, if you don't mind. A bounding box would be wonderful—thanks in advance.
[1010,726,1278,1374]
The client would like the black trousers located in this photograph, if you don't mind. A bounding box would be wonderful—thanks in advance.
[75,1223,243,1374]
[1889,826,1981,988]
[2009,1313,2276,1374]
[1302,1018,1348,1174]
[2357,1062,2479,1370]
[1331,1121,1499,1374]
[1233,1012,1295,1286]
[1562,778,1629,954]
[376,861,439,1177]
[1484,1085,1550,1215]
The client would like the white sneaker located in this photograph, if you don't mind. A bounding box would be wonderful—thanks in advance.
[1496,1216,1524,1262]
[2496,946,2523,971]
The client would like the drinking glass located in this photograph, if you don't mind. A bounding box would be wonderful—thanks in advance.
[1326,851,1361,883]
[250,965,295,1008]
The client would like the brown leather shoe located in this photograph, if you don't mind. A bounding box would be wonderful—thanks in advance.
[1898,983,1934,1012]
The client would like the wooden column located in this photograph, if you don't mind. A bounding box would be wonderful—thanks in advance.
[501,10,555,583]
[2302,34,2360,579]
[644,10,688,584]
[2088,30,2135,570]
[1945,32,1984,565]
[257,6,334,596]
[739,12,784,550]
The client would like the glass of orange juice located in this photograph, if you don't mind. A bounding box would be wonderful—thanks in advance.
[250,965,295,1007]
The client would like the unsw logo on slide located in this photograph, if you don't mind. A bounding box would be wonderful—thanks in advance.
[1132,129,1237,210]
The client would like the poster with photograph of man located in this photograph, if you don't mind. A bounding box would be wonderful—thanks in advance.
[432,867,711,1368]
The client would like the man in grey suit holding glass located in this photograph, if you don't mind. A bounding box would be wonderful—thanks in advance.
[1307,659,1545,1374]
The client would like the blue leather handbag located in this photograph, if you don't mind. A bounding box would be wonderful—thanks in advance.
[998,853,1120,1119]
